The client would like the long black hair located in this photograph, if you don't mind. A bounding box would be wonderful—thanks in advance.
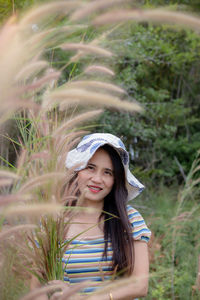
[100,144,134,276]
[65,144,135,275]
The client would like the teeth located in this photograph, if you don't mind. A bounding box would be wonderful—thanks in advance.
[89,186,101,191]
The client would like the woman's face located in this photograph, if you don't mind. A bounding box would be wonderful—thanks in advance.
[77,148,114,207]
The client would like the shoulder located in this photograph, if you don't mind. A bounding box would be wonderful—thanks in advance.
[126,205,151,243]
[127,205,142,218]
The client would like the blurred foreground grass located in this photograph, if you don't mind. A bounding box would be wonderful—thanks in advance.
[1,183,199,300]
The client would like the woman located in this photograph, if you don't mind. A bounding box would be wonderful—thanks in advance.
[63,133,151,300]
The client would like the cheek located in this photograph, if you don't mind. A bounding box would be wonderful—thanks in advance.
[106,177,114,189]
[77,170,89,186]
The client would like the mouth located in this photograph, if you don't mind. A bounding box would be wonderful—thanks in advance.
[87,185,103,193]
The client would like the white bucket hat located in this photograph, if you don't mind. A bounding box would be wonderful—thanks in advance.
[65,133,145,201]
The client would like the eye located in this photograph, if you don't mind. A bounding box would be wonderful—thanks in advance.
[86,164,95,171]
[104,170,113,176]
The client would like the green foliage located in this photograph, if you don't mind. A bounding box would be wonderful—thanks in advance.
[134,151,200,299]
[133,181,200,300]
[0,0,49,23]
[142,0,200,11]
[95,23,200,183]
[0,0,32,22]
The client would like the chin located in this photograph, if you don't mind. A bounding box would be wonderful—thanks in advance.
[84,193,104,203]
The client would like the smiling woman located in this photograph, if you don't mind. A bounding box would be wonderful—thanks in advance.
[77,147,114,207]
[63,133,151,300]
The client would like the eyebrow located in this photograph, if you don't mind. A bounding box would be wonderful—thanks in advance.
[88,163,113,173]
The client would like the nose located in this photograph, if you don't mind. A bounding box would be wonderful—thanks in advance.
[91,171,102,183]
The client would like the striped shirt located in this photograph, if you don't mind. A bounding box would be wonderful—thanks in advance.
[62,205,151,293]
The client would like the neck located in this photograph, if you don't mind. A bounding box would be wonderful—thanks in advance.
[79,198,103,219]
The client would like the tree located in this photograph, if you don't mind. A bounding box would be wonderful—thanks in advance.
[95,23,200,184]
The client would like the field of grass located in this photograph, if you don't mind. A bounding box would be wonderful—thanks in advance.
[132,179,200,299]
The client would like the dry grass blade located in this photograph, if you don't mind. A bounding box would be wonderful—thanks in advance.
[1,98,40,112]
[24,24,87,50]
[142,9,200,31]
[191,178,200,187]
[61,43,113,57]
[61,24,88,31]
[0,224,36,240]
[93,10,148,25]
[25,30,57,48]
[0,179,13,187]
[0,102,40,128]
[195,255,200,290]
[0,194,31,206]
[0,170,20,180]
[29,151,51,162]
[0,29,32,92]
[15,61,48,81]
[93,9,200,32]
[55,132,87,160]
[5,203,64,217]
[69,26,118,63]
[84,65,115,76]
[0,17,17,54]
[65,80,126,94]
[52,110,102,137]
[20,1,81,26]
[19,172,66,193]
[48,89,142,112]
[24,71,60,92]
[191,164,200,175]
[70,0,126,21]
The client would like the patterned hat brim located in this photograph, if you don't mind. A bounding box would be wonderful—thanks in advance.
[65,133,145,201]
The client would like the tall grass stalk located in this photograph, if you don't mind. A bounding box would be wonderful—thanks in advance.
[170,150,200,299]
[142,152,200,299]
[0,1,141,299]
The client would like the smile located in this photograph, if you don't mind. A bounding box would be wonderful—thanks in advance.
[87,185,103,193]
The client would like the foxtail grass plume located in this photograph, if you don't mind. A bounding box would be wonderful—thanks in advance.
[15,61,49,81]
[65,80,125,94]
[46,89,142,112]
[93,8,200,32]
[52,110,103,137]
[4,203,64,217]
[0,194,31,206]
[19,172,66,193]
[84,65,115,76]
[19,1,81,26]
[70,0,127,21]
[0,224,36,240]
[0,170,20,178]
[60,42,113,57]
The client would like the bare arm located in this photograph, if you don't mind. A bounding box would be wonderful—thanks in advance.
[85,241,149,300]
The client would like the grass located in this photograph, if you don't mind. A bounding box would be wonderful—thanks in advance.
[132,181,200,300]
